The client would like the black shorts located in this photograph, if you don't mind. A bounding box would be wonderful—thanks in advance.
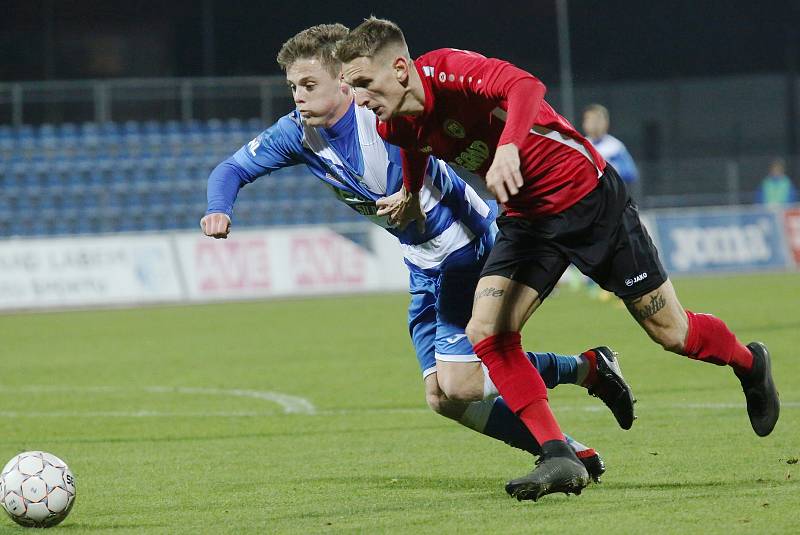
[481,166,668,301]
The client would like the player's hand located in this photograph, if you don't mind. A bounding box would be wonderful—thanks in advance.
[376,186,426,233]
[486,143,524,203]
[200,213,231,239]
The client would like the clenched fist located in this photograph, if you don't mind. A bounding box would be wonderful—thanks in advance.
[200,213,231,239]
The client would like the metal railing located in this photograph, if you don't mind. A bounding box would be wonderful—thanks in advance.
[0,76,293,125]
[1,75,798,211]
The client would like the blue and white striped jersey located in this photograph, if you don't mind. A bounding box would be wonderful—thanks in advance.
[589,134,639,184]
[206,102,495,270]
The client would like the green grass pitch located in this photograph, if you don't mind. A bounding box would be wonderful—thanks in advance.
[0,272,797,534]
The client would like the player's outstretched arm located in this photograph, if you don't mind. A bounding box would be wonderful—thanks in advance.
[201,117,303,238]
[202,157,253,238]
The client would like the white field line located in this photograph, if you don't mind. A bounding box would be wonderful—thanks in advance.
[0,381,796,419]
[0,385,316,415]
[142,386,316,414]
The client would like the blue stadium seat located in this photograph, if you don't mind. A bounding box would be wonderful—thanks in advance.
[207,118,224,132]
[59,123,78,137]
[164,120,181,133]
[142,120,162,134]
[123,120,141,134]
[185,120,203,133]
[2,118,339,236]
[225,118,243,132]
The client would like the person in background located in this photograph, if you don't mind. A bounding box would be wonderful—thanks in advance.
[582,104,639,188]
[581,103,641,300]
[758,158,797,206]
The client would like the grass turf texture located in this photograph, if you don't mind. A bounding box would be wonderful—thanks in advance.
[0,272,797,534]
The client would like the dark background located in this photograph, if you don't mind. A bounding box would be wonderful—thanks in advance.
[2,0,799,84]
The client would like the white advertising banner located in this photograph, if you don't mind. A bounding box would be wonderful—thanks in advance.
[0,235,182,310]
[1,207,796,313]
[173,226,408,302]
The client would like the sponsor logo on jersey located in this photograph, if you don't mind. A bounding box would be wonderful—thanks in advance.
[444,119,466,139]
[420,145,433,153]
[454,140,489,171]
[445,333,468,344]
[439,72,447,83]
[329,185,378,217]
[247,135,261,156]
[624,272,648,287]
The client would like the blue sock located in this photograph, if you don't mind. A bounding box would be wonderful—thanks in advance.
[456,352,581,455]
[526,352,578,387]
[474,397,541,455]
[459,397,585,456]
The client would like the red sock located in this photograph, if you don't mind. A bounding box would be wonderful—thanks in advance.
[473,332,565,444]
[683,311,753,374]
[580,350,598,387]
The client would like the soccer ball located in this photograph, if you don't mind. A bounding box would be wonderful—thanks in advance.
[0,451,75,528]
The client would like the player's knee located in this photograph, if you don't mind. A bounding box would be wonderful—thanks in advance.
[425,392,467,420]
[425,391,447,415]
[439,382,481,403]
[437,371,483,403]
[466,317,497,346]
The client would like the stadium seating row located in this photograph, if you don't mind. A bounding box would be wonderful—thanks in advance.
[0,118,265,138]
[0,119,361,237]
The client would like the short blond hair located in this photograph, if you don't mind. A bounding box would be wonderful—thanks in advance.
[333,16,408,63]
[583,103,610,121]
[276,24,349,77]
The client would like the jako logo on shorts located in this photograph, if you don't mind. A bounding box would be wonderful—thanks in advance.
[624,272,648,287]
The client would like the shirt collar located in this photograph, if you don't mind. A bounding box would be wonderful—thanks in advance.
[414,60,435,120]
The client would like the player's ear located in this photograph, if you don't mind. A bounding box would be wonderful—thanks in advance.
[338,71,350,94]
[394,56,410,85]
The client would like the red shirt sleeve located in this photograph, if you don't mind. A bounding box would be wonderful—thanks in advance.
[427,49,547,147]
[401,149,428,193]
[377,117,428,193]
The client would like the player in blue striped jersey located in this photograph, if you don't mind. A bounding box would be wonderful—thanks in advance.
[202,25,635,475]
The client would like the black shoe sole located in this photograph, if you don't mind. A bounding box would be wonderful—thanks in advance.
[506,475,590,502]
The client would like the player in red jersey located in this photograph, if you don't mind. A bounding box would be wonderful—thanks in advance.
[335,17,780,502]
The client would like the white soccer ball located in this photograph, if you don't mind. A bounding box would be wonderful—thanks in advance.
[0,451,75,528]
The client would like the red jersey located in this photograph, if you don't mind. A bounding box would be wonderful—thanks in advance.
[378,48,607,218]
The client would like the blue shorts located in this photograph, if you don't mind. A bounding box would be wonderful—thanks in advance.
[407,227,496,378]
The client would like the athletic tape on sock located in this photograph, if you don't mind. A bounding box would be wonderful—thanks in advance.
[481,363,499,399]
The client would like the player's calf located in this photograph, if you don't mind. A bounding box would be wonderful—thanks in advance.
[624,281,688,353]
